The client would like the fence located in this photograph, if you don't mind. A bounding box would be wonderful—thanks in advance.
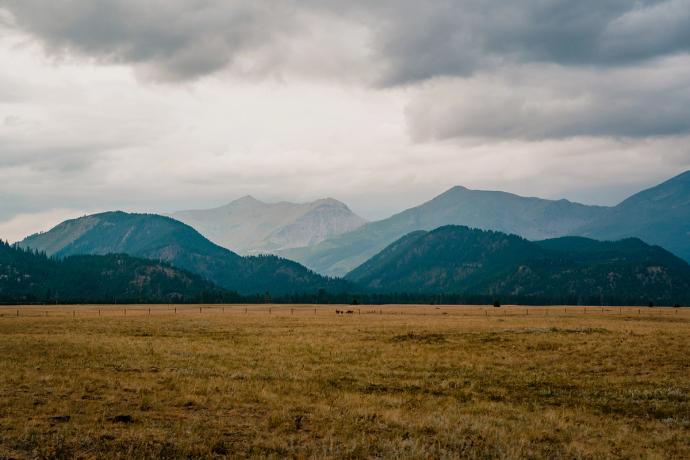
[0,304,685,319]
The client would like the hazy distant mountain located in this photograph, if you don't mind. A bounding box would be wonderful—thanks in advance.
[171,196,366,255]
[18,212,353,296]
[0,241,234,304]
[345,226,690,305]
[281,171,690,276]
[281,187,607,276]
[577,171,690,261]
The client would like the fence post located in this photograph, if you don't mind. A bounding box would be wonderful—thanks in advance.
[526,308,529,316]
[314,308,317,315]
[291,308,294,315]
[99,309,101,317]
[16,309,19,317]
[269,307,272,315]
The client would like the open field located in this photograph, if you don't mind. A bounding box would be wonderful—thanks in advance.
[0,305,688,459]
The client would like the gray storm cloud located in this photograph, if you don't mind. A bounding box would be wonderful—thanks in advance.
[406,58,690,141]
[2,0,690,140]
[1,0,310,81]
[4,0,690,82]
[366,0,690,84]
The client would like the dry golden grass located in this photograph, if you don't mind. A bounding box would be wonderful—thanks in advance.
[0,304,688,459]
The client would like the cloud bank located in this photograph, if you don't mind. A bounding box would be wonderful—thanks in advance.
[4,0,690,139]
[1,0,689,239]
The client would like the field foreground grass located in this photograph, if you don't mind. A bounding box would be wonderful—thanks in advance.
[0,305,688,459]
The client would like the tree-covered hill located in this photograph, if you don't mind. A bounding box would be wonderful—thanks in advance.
[345,226,690,305]
[18,212,353,296]
[0,241,237,304]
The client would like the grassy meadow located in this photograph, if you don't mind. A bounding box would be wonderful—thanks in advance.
[0,304,688,459]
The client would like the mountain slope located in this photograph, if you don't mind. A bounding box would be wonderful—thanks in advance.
[0,241,234,303]
[281,187,606,276]
[172,196,366,254]
[577,171,690,261]
[345,226,690,305]
[18,212,352,296]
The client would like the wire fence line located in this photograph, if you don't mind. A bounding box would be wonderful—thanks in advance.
[0,305,685,319]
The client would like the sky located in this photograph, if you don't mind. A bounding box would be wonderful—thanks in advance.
[1,0,690,242]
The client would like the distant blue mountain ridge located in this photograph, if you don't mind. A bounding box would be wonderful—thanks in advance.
[281,171,690,276]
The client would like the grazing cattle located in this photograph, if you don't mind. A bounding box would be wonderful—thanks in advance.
[346,310,354,314]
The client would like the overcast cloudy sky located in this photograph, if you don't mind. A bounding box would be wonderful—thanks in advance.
[1,0,690,241]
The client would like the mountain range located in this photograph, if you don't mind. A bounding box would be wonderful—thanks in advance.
[17,212,352,296]
[171,196,366,255]
[282,171,690,276]
[345,225,690,305]
[0,241,235,304]
[13,218,690,305]
[10,170,690,305]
